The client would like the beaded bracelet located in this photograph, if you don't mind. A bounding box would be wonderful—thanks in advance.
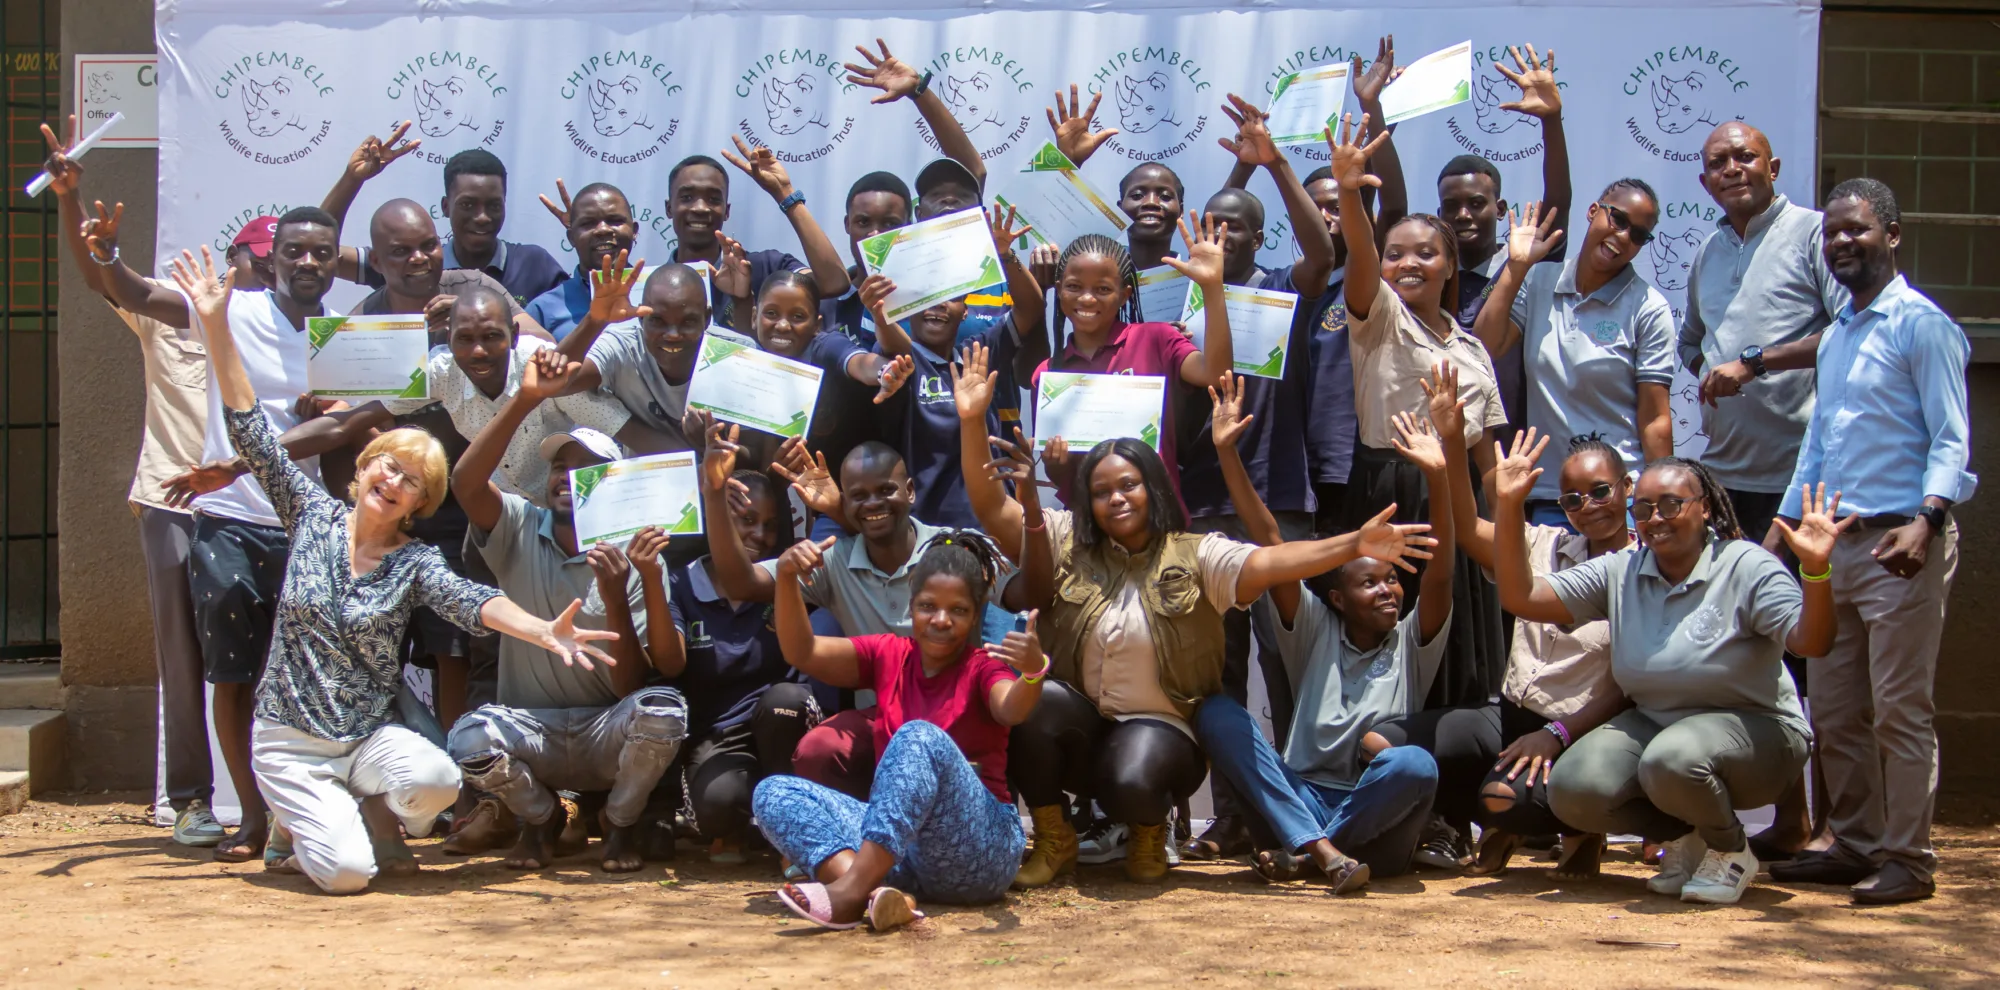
[1543,720,1572,749]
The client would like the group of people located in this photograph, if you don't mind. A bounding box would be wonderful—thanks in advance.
[48,35,1970,927]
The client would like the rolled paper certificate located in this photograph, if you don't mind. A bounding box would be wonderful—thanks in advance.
[26,112,123,197]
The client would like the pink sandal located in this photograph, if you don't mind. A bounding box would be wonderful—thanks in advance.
[866,887,923,932]
[775,882,862,930]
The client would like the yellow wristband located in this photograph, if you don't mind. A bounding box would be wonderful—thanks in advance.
[1020,655,1051,684]
[1800,564,1832,583]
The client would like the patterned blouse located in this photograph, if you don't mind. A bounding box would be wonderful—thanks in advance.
[230,406,501,742]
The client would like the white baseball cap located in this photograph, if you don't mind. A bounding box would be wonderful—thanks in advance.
[538,427,624,463]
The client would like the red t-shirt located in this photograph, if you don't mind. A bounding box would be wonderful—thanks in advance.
[850,634,1018,802]
[1032,321,1196,507]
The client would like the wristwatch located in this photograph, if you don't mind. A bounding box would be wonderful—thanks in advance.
[1740,344,1768,378]
[1918,503,1948,534]
[911,70,933,99]
[777,189,807,213]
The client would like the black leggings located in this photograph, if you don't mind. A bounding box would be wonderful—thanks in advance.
[1371,699,1574,838]
[681,682,816,839]
[1008,679,1208,827]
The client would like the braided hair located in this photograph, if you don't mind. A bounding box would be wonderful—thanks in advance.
[1047,233,1143,342]
[1600,176,1660,208]
[1384,213,1460,321]
[911,529,1006,605]
[1566,432,1630,478]
[1643,456,1742,541]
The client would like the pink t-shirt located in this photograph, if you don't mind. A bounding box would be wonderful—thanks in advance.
[850,634,1018,802]
[1033,321,1197,507]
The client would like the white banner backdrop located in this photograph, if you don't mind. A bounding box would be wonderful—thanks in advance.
[154,0,1822,462]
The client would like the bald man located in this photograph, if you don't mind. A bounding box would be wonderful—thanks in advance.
[353,198,549,343]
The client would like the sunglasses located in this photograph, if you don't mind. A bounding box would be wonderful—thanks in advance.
[1556,483,1617,512]
[1629,494,1702,522]
[1597,203,1655,246]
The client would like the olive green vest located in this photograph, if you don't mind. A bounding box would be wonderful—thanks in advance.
[1046,531,1227,721]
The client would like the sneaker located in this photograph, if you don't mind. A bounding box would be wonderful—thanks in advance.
[1077,820,1128,865]
[171,800,226,848]
[1411,815,1467,871]
[1646,832,1708,896]
[1681,845,1760,904]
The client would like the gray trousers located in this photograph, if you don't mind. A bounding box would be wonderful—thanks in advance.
[1815,523,1957,881]
[1548,707,1809,851]
[138,505,212,810]
[447,686,688,829]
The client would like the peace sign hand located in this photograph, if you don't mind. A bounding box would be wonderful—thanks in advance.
[38,117,83,199]
[346,121,420,183]
[82,200,124,264]
[539,178,574,229]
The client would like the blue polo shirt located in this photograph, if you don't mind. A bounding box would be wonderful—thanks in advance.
[1304,276,1357,487]
[666,558,795,736]
[1175,264,1321,518]
[358,238,569,308]
[895,314,1022,529]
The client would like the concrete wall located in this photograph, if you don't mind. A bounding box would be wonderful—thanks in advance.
[1938,365,2000,809]
[57,0,162,789]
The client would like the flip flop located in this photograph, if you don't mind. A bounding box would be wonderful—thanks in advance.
[775,882,862,930]
[1254,849,1309,883]
[263,821,300,874]
[213,823,266,864]
[866,887,923,932]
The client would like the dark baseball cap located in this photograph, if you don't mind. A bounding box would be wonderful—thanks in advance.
[914,158,981,204]
[230,216,279,258]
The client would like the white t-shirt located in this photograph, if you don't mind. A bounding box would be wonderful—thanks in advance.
[189,289,320,527]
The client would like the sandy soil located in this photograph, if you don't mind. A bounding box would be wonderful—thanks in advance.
[1,793,1995,989]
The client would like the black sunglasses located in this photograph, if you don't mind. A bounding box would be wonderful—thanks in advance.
[1597,203,1655,246]
[1630,494,1703,522]
[1556,483,1617,512]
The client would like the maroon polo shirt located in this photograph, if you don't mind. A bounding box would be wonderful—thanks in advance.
[1032,320,1197,509]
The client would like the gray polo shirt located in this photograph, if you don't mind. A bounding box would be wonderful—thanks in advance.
[1510,257,1676,500]
[756,517,1012,637]
[1546,538,1809,739]
[1675,195,1849,492]
[469,493,650,710]
[586,325,757,438]
[1257,591,1450,791]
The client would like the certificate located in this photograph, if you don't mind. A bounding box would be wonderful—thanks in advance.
[1135,265,1191,324]
[860,209,1005,323]
[1266,63,1351,145]
[1182,283,1300,380]
[306,315,430,400]
[571,451,703,547]
[686,335,825,438]
[1035,372,1165,451]
[593,261,710,326]
[992,143,1129,252]
[1379,41,1473,125]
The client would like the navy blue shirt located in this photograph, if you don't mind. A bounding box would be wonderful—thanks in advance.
[359,238,569,308]
[1305,276,1357,486]
[691,247,806,334]
[895,315,1022,529]
[794,329,870,457]
[666,558,794,736]
[1176,265,1322,518]
[816,279,898,472]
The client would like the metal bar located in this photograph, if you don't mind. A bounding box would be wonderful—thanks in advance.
[1821,105,2000,125]
[1905,212,2000,226]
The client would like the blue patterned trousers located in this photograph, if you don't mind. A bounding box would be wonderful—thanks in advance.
[754,720,1024,904]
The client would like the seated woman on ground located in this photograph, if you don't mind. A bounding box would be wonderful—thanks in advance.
[753,528,1052,931]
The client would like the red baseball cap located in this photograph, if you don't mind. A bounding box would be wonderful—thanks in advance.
[230,216,279,258]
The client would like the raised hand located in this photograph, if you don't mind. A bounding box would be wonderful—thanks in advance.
[843,39,922,105]
[161,458,246,508]
[775,536,839,582]
[1352,36,1397,106]
[1217,93,1280,167]
[1208,371,1255,449]
[1042,435,1072,474]
[772,434,812,484]
[859,273,898,327]
[713,234,753,300]
[1390,410,1448,475]
[586,249,650,325]
[1324,112,1390,194]
[1028,243,1061,293]
[538,178,575,229]
[1047,84,1119,165]
[1505,201,1564,269]
[168,246,234,330]
[874,353,915,404]
[988,610,1048,676]
[38,117,83,198]
[1354,504,1438,572]
[520,347,581,401]
[1491,427,1551,506]
[345,121,420,183]
[81,200,124,263]
[626,526,669,583]
[988,204,1034,258]
[585,542,633,598]
[423,293,457,331]
[542,598,620,670]
[702,420,744,493]
[952,340,999,421]
[1495,44,1561,121]
[1163,212,1226,287]
[772,448,841,519]
[1419,361,1467,442]
[1774,483,1855,577]
[721,133,796,202]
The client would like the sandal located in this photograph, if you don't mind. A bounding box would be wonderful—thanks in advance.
[213,823,267,864]
[775,882,862,930]
[263,821,300,874]
[1552,833,1606,881]
[1253,849,1309,883]
[1321,852,1371,895]
[1465,829,1523,877]
[866,887,923,932]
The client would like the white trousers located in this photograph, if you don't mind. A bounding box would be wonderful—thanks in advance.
[251,718,459,894]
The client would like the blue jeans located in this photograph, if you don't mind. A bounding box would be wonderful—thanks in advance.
[753,720,1025,904]
[1194,694,1438,877]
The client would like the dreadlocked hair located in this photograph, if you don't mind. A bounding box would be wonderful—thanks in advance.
[1565,432,1630,477]
[911,529,1005,605]
[1643,456,1742,541]
[1048,234,1143,342]
[1385,213,1460,318]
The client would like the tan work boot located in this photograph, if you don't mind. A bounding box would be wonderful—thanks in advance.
[1013,805,1078,889]
[441,797,519,855]
[1125,822,1171,883]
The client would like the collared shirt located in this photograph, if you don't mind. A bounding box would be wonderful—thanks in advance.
[440,238,570,306]
[1178,265,1321,518]
[667,557,791,737]
[115,279,209,512]
[526,265,609,342]
[1483,525,1619,720]
[1459,249,1522,426]
[1305,277,1357,486]
[1510,256,1677,499]
[187,288,322,527]
[755,517,1013,637]
[1677,195,1850,492]
[1033,321,1198,504]
[1347,278,1507,451]
[817,275,898,471]
[356,268,525,321]
[1259,591,1449,790]
[386,338,631,503]
[469,493,651,710]
[1780,275,1976,518]
[1547,537,1810,739]
[896,317,1021,528]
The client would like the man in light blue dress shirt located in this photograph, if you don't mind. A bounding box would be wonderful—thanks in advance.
[1764,179,1976,906]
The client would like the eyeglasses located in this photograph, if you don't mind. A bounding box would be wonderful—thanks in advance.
[369,456,425,494]
[1556,483,1617,512]
[1597,203,1656,246]
[1629,494,1702,522]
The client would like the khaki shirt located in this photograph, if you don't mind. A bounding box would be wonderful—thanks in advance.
[117,283,210,512]
[1348,277,1506,450]
[1488,525,1618,720]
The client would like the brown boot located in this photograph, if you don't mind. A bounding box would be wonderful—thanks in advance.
[1125,823,1170,883]
[1013,805,1078,889]
[441,798,518,856]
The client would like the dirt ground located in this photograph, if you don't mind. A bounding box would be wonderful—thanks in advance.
[1,793,1995,989]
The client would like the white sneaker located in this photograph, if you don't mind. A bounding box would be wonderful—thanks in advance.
[1681,845,1759,904]
[1077,821,1128,865]
[1646,832,1708,896]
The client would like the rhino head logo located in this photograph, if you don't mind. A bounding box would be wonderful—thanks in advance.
[1470,72,1524,135]
[1647,227,1703,291]
[936,71,1004,134]
[87,71,119,104]
[413,77,478,137]
[1114,72,1180,134]
[241,76,305,137]
[587,76,652,137]
[763,75,829,136]
[1650,73,1718,136]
